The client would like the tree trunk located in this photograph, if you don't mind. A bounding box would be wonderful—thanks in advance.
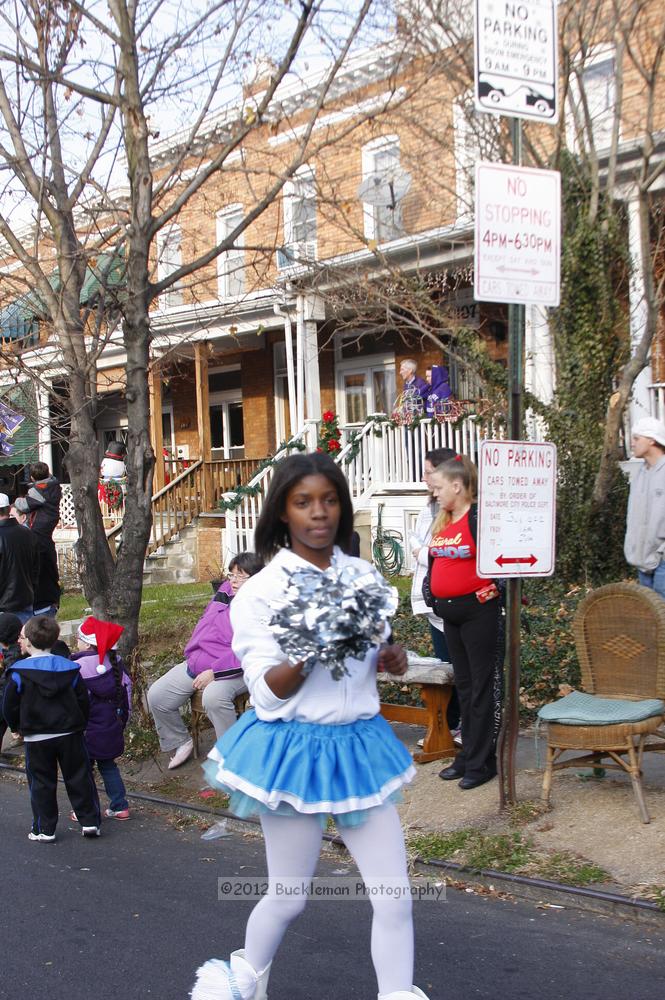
[591,193,657,511]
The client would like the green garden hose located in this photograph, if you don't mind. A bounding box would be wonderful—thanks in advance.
[372,502,404,576]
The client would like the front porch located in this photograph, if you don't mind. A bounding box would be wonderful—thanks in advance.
[55,410,496,586]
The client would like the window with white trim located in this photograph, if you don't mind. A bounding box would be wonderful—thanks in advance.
[216,204,245,298]
[568,48,617,152]
[361,136,405,244]
[278,167,317,269]
[156,224,183,308]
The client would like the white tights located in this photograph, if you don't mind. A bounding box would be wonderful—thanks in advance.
[244,804,414,995]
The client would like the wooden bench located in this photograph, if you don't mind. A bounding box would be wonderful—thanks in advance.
[379,655,456,764]
[190,688,250,759]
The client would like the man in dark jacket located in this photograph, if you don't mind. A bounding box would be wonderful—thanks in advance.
[13,463,61,616]
[2,615,101,842]
[13,462,62,538]
[0,612,24,752]
[0,494,40,623]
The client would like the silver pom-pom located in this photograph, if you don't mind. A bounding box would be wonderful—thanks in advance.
[268,562,398,680]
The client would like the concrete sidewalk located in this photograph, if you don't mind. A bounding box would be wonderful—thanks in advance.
[123,719,665,892]
[3,718,665,893]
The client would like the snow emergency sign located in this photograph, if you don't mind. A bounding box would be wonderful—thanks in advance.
[475,0,558,122]
[474,161,560,306]
[477,440,557,578]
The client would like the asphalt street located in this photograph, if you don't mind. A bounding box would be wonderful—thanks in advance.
[2,772,665,1000]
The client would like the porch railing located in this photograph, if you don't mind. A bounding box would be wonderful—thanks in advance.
[223,422,319,559]
[223,414,494,560]
[207,459,263,506]
[337,414,492,506]
[106,459,206,558]
[59,457,264,553]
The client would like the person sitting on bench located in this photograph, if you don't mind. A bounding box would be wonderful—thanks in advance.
[147,552,263,769]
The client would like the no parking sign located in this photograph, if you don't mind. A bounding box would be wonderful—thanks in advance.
[477,439,557,577]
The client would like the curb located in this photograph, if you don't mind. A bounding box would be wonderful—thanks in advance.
[1,762,662,925]
[411,858,664,926]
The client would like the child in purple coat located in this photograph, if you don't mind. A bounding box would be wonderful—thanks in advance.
[72,617,132,821]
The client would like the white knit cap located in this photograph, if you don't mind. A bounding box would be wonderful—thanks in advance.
[0,493,9,508]
[632,417,665,448]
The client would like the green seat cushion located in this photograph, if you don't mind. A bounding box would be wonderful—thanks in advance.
[537,691,665,726]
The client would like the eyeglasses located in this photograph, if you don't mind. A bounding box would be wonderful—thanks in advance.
[227,572,249,582]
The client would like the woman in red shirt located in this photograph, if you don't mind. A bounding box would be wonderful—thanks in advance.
[428,455,501,789]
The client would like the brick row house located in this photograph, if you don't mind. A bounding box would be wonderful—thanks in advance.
[1,2,664,578]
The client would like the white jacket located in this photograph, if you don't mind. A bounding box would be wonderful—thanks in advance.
[409,500,444,632]
[230,547,387,724]
[624,456,665,572]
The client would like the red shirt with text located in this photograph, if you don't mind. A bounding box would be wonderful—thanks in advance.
[429,510,484,598]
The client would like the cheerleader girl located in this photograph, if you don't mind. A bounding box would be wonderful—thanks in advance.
[191,452,430,1000]
[428,455,501,790]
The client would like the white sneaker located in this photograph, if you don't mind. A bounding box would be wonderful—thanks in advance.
[168,738,194,769]
[28,831,56,843]
[82,826,101,838]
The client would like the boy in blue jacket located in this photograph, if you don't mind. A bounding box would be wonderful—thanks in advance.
[2,615,101,842]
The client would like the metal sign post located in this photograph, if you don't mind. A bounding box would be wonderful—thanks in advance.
[502,119,524,808]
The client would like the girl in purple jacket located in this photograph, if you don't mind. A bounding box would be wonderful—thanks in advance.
[147,552,264,770]
[72,617,132,821]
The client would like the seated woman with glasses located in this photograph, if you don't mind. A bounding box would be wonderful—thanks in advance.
[147,552,264,769]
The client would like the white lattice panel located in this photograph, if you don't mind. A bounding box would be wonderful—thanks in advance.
[59,485,77,527]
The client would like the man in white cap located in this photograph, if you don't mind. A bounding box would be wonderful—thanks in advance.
[624,416,665,598]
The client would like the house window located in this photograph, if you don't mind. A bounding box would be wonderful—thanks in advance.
[209,399,244,458]
[208,366,243,459]
[361,136,406,244]
[569,49,616,150]
[279,167,317,269]
[216,205,245,297]
[335,337,396,426]
[156,224,183,308]
[274,341,294,443]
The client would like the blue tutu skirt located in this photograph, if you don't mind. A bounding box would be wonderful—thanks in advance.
[203,710,416,828]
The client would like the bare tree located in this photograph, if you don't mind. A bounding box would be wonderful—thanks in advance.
[0,0,400,652]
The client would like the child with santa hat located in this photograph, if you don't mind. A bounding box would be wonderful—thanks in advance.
[72,617,132,821]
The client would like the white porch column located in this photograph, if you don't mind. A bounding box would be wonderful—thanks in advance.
[283,310,298,435]
[524,304,555,441]
[302,293,325,423]
[627,194,654,424]
[295,297,305,429]
[525,304,555,404]
[36,382,54,471]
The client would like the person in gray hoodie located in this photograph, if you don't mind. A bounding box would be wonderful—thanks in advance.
[624,416,665,599]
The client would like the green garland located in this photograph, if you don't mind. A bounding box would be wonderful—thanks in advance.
[219,404,492,514]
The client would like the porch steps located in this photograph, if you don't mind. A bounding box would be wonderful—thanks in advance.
[142,522,198,586]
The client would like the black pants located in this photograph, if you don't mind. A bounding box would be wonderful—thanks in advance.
[24,733,101,836]
[433,593,502,780]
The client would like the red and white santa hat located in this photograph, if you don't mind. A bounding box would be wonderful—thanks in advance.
[78,616,125,673]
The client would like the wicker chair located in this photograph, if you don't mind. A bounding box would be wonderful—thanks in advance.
[190,688,250,759]
[539,583,665,824]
